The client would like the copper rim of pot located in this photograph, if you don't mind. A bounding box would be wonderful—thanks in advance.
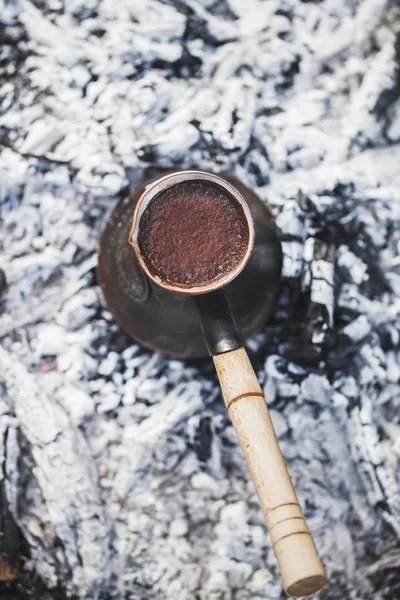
[128,170,256,295]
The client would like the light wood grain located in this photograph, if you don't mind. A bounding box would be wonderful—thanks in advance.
[213,347,326,597]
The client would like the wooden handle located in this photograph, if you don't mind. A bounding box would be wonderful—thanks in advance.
[213,347,326,597]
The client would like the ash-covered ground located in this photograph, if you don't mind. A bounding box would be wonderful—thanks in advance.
[1,0,400,598]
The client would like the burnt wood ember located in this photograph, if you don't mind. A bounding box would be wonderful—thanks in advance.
[1,0,400,599]
[0,386,20,585]
[0,482,19,581]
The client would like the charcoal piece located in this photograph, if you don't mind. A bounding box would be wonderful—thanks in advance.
[0,482,19,581]
[349,396,400,537]
[300,373,332,405]
[302,238,335,345]
[276,200,306,242]
[281,241,304,279]
[278,342,322,366]
[189,416,213,463]
[0,271,7,297]
[341,315,372,344]
[0,389,20,583]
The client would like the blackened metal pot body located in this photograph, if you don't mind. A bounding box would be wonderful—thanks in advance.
[97,171,282,358]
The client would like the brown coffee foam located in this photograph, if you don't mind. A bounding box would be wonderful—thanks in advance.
[138,180,249,288]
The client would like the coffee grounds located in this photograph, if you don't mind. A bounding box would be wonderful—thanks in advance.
[138,180,250,288]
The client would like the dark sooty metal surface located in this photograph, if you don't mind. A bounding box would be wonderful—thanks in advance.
[98,172,282,358]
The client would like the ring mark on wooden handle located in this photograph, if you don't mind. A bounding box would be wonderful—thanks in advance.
[274,530,311,546]
[226,391,264,411]
[269,516,305,532]
[265,502,299,515]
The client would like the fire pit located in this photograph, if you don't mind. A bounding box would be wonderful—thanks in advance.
[1,0,400,598]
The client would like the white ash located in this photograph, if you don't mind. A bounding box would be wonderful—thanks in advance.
[1,0,400,598]
[0,347,111,596]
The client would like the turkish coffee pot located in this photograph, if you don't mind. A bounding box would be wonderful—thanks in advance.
[98,171,326,596]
